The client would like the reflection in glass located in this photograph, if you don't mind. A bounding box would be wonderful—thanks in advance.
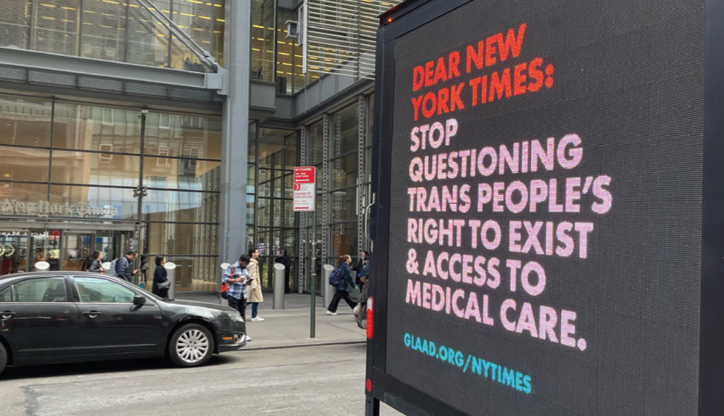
[144,112,221,160]
[53,102,142,153]
[0,182,49,211]
[80,0,126,61]
[332,103,360,157]
[143,157,220,191]
[49,185,136,219]
[0,146,50,182]
[143,189,218,223]
[31,0,80,56]
[146,222,217,256]
[331,153,358,190]
[171,0,213,72]
[127,0,171,67]
[329,223,358,261]
[331,189,357,223]
[251,0,275,82]
[51,150,140,187]
[0,1,31,49]
[0,231,28,276]
[0,94,52,148]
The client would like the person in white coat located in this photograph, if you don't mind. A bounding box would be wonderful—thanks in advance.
[248,246,265,321]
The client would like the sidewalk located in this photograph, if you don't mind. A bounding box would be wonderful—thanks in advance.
[175,292,366,350]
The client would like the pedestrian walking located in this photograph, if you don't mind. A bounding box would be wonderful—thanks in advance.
[354,251,369,288]
[275,249,291,293]
[223,254,252,341]
[247,246,264,321]
[326,255,357,316]
[87,251,106,273]
[152,255,170,299]
[116,251,138,282]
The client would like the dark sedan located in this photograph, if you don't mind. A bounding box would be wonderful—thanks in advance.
[0,272,246,376]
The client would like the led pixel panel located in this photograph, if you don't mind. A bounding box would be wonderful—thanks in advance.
[383,1,704,414]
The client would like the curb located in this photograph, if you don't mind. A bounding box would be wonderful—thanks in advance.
[238,340,366,351]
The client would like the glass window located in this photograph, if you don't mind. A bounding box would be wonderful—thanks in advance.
[146,222,218,255]
[50,150,140,187]
[80,0,127,61]
[170,0,213,72]
[143,157,220,191]
[0,146,50,182]
[163,256,217,292]
[246,194,255,224]
[53,103,142,153]
[49,185,137,220]
[308,121,323,164]
[276,8,295,95]
[0,182,49,208]
[0,286,11,302]
[75,277,135,303]
[329,223,357,260]
[0,95,52,148]
[258,128,293,169]
[0,1,31,49]
[331,153,357,190]
[251,0,275,82]
[127,0,171,68]
[13,277,67,302]
[144,113,221,161]
[212,0,225,66]
[331,188,357,223]
[332,104,360,157]
[143,189,218,223]
[31,0,80,56]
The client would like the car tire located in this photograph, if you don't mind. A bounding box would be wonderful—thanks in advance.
[0,342,7,377]
[169,323,215,368]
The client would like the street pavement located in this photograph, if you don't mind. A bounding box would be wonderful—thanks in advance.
[0,344,401,416]
[0,293,401,415]
[176,292,367,349]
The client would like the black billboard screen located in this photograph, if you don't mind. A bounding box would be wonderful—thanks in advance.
[384,1,704,414]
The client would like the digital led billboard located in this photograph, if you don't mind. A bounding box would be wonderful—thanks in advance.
[373,0,711,414]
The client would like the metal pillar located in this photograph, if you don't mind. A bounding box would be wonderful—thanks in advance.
[218,0,251,282]
[310,210,317,338]
[273,263,285,309]
[323,264,334,309]
[298,126,307,294]
[322,115,330,266]
[357,95,367,253]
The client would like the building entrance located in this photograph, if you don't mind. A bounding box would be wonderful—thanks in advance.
[0,227,134,276]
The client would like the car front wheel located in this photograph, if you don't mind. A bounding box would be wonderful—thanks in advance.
[169,324,215,368]
[0,342,7,377]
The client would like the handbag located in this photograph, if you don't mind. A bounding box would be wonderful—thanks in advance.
[219,267,235,300]
[158,280,171,291]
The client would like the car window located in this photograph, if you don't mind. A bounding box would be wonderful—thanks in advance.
[0,286,11,302]
[75,277,135,303]
[13,278,68,303]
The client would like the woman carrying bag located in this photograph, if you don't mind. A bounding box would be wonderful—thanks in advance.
[152,255,170,299]
[326,255,357,316]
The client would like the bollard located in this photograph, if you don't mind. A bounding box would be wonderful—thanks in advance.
[164,262,177,300]
[273,263,285,309]
[322,264,335,310]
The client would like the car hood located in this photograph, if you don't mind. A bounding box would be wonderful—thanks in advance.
[163,299,237,314]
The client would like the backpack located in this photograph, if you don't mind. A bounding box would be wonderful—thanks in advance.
[328,267,344,286]
[107,259,119,277]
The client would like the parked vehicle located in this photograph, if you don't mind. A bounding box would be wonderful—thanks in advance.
[0,272,247,376]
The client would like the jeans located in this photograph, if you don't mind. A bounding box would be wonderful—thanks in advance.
[227,296,247,323]
[327,290,357,313]
[251,302,259,318]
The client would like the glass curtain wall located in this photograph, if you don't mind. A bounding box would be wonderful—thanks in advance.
[0,0,225,71]
[0,92,221,292]
[251,1,318,95]
[252,126,297,290]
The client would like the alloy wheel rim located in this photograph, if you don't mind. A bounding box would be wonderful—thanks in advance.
[176,329,210,364]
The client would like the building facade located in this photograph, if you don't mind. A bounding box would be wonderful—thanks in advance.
[0,0,397,293]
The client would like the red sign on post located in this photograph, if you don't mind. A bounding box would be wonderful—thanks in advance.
[293,167,316,212]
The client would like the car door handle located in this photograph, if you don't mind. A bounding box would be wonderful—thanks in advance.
[82,311,102,319]
[1,311,16,320]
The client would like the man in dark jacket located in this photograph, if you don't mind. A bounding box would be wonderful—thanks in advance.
[116,251,138,282]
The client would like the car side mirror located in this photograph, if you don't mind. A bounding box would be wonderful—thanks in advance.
[133,296,147,306]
